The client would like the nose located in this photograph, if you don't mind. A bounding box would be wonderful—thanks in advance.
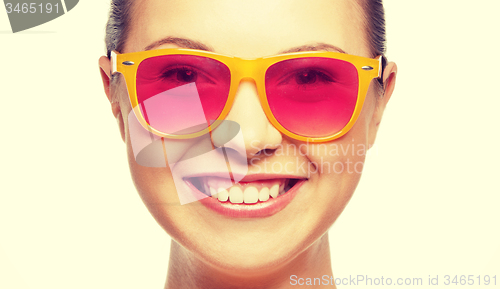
[211,80,282,158]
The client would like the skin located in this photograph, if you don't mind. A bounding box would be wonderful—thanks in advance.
[99,0,397,288]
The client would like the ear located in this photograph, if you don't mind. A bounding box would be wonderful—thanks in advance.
[99,56,126,142]
[368,61,397,147]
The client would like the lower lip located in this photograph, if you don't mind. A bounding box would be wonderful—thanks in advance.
[189,180,305,218]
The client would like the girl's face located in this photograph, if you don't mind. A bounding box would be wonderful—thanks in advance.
[108,0,394,275]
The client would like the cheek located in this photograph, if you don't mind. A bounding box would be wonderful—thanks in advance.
[308,139,367,174]
[122,106,184,224]
[122,107,211,244]
[125,140,197,244]
[127,149,175,205]
[300,107,372,222]
[308,113,370,182]
[119,99,175,205]
[309,138,367,207]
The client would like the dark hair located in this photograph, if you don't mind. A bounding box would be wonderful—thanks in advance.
[360,0,386,57]
[105,0,133,59]
[104,0,387,87]
[359,0,388,88]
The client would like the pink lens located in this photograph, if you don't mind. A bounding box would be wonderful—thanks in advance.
[136,55,231,135]
[265,57,359,138]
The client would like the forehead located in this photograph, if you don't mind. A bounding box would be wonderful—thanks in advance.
[127,0,369,58]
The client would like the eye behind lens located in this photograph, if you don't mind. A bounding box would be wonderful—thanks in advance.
[296,70,317,85]
[177,68,198,82]
[162,67,198,83]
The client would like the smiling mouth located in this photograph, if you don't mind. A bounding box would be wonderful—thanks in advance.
[187,177,303,204]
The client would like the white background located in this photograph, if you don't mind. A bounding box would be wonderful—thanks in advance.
[1,1,499,288]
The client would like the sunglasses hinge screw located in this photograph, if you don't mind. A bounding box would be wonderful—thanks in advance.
[123,61,135,66]
[362,66,373,71]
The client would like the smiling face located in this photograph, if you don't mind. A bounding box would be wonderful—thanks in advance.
[106,0,394,277]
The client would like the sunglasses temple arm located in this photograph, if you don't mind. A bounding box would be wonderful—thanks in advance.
[110,51,118,75]
[380,55,387,79]
[374,55,387,87]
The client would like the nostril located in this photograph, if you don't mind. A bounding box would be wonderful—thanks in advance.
[253,148,277,157]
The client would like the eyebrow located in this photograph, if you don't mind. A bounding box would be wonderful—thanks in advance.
[144,37,214,51]
[279,43,347,54]
[144,37,346,55]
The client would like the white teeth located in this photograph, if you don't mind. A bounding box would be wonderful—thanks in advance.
[217,188,229,202]
[258,187,270,202]
[270,184,279,198]
[243,187,259,204]
[229,187,243,203]
[203,179,293,203]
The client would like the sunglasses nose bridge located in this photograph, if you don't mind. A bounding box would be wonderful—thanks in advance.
[231,58,260,84]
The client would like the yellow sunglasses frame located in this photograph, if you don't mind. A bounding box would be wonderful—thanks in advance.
[111,48,382,143]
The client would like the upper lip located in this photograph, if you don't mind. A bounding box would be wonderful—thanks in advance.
[184,173,308,182]
[239,174,308,182]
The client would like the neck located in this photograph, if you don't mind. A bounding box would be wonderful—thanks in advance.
[164,233,337,289]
